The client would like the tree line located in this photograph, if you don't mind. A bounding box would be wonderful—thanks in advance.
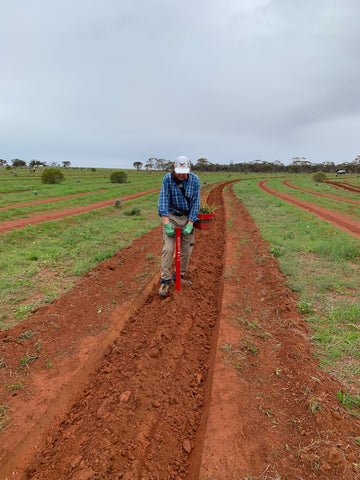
[0,159,71,168]
[134,156,360,174]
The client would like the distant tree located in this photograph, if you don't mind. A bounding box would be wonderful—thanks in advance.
[62,161,71,168]
[29,160,45,169]
[156,158,167,171]
[145,158,156,170]
[12,158,26,167]
[0,159,7,167]
[133,161,143,170]
[110,169,128,183]
[193,158,212,171]
[41,167,65,184]
[164,160,173,171]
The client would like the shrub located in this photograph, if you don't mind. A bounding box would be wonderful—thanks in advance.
[41,167,65,184]
[313,172,327,182]
[124,207,141,216]
[110,169,128,184]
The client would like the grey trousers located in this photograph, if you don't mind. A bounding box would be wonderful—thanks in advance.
[161,213,195,282]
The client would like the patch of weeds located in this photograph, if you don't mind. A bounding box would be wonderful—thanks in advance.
[0,405,10,431]
[18,330,38,340]
[270,244,284,257]
[309,397,322,414]
[93,249,114,263]
[243,338,259,355]
[19,353,39,370]
[5,382,24,392]
[45,360,53,369]
[135,272,151,278]
[220,343,246,372]
[35,339,42,352]
[124,207,141,216]
[337,390,360,416]
[0,357,7,368]
[14,304,34,320]
[297,301,315,314]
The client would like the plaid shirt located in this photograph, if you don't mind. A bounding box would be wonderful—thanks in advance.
[158,172,201,222]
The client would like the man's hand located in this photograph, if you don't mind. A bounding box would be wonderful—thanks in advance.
[164,223,175,236]
[182,223,193,235]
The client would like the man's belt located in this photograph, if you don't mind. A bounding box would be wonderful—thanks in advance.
[170,206,189,216]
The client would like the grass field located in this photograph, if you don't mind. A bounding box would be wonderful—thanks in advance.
[233,178,360,390]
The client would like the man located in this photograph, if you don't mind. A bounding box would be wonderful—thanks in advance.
[157,155,201,295]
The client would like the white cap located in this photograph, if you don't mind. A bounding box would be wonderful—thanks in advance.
[174,155,190,174]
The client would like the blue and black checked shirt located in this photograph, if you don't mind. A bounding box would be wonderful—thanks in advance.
[158,172,201,222]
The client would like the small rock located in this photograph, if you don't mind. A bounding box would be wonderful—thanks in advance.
[72,467,95,480]
[182,439,192,454]
[332,410,342,420]
[320,461,331,473]
[120,391,132,403]
[347,452,357,463]
[328,447,344,465]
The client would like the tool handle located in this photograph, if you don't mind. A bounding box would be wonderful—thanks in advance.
[175,227,181,291]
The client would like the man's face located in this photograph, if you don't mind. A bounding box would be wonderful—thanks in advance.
[174,172,189,181]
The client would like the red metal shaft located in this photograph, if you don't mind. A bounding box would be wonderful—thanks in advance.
[175,227,181,291]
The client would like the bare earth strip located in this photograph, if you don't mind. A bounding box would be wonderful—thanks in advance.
[0,190,109,211]
[259,180,360,240]
[325,180,360,194]
[0,188,160,235]
[283,180,360,205]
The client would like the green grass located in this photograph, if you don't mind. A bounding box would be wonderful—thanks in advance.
[232,177,360,389]
[0,192,162,328]
[265,176,360,221]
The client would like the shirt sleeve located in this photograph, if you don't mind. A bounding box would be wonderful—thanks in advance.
[158,174,171,217]
[188,175,201,222]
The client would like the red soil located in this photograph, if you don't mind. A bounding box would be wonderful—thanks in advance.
[0,190,110,211]
[259,180,360,240]
[325,181,360,194]
[283,180,360,205]
[0,182,360,479]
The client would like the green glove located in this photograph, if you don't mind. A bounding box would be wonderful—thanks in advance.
[183,223,193,235]
[164,223,175,236]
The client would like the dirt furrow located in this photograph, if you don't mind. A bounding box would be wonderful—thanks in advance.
[0,190,110,211]
[17,184,226,479]
[0,188,160,234]
[283,180,360,205]
[259,180,360,239]
[199,186,360,479]
[325,180,360,193]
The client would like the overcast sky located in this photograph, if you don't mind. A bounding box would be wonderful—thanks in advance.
[1,0,359,169]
